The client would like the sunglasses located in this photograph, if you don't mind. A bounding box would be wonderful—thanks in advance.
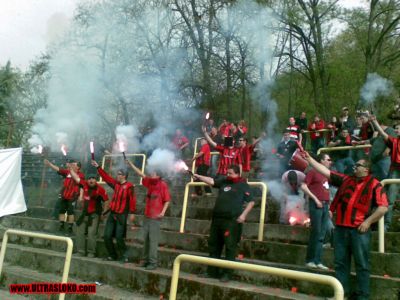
[239,139,244,141]
[354,163,366,168]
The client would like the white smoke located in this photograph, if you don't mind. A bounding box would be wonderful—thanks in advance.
[360,73,393,104]
[114,125,140,154]
[146,148,176,175]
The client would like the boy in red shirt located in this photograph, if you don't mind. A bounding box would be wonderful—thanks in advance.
[69,170,108,257]
[126,160,171,270]
[238,133,265,179]
[192,138,212,196]
[44,159,84,234]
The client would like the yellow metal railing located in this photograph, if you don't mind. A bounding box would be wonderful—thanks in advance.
[317,144,371,155]
[100,153,146,185]
[0,229,73,300]
[378,179,400,253]
[180,181,268,241]
[169,254,344,300]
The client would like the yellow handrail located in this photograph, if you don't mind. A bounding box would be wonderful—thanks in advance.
[180,181,268,241]
[378,179,400,253]
[317,145,371,155]
[0,229,73,300]
[169,254,344,300]
[100,153,146,185]
[302,129,330,134]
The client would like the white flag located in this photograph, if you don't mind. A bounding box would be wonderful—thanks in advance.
[0,148,27,217]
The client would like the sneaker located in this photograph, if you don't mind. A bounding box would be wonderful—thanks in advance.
[323,243,331,249]
[316,263,329,270]
[205,193,213,196]
[145,264,157,270]
[305,262,317,268]
[87,253,95,258]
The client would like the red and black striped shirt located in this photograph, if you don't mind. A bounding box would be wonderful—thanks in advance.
[330,171,388,227]
[58,169,84,201]
[238,144,255,172]
[97,168,136,214]
[215,145,242,175]
[79,180,108,214]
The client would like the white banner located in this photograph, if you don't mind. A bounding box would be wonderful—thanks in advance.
[0,147,27,217]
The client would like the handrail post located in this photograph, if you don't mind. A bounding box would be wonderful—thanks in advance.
[169,254,344,300]
[0,229,73,300]
[180,183,191,233]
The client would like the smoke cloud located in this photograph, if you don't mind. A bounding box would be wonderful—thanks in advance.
[360,73,393,104]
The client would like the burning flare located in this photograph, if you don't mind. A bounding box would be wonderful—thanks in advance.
[61,145,67,156]
[90,141,95,160]
[175,160,189,171]
[205,112,210,120]
[289,216,297,226]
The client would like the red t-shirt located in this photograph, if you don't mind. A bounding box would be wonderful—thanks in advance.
[215,145,242,175]
[142,177,171,219]
[58,169,84,201]
[308,120,325,140]
[386,136,400,170]
[196,143,211,166]
[305,169,330,202]
[239,144,255,172]
[172,135,189,150]
[330,171,388,227]
[97,168,136,214]
[79,180,108,214]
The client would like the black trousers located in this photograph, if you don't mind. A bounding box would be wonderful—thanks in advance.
[103,212,128,259]
[195,164,212,195]
[207,217,242,278]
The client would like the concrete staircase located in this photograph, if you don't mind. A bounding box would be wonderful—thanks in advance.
[1,156,399,299]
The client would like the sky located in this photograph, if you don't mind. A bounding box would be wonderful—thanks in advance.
[0,0,366,70]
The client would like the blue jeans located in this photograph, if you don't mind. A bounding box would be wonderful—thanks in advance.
[306,201,329,264]
[371,157,390,181]
[385,169,400,231]
[334,157,354,175]
[311,138,325,155]
[334,226,371,299]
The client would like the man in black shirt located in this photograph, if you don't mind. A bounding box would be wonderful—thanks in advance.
[193,164,255,282]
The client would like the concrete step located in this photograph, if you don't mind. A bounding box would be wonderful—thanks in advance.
[17,210,400,252]
[2,244,327,300]
[26,204,278,224]
[2,216,400,279]
[1,263,154,300]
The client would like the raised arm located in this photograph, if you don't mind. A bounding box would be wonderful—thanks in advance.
[201,126,217,148]
[69,168,82,184]
[92,160,118,187]
[193,173,215,186]
[125,159,145,178]
[370,115,389,141]
[303,152,331,179]
[44,159,60,172]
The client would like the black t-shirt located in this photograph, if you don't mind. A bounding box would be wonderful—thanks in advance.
[212,178,254,219]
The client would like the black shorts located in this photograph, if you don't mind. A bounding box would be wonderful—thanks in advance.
[59,199,75,215]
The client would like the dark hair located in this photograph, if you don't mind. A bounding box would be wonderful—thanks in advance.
[287,170,298,184]
[227,164,240,175]
[358,157,371,169]
[117,168,129,179]
[317,153,329,163]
